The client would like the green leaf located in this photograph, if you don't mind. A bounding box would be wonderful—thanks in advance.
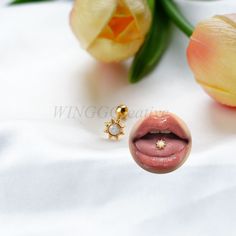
[10,0,53,5]
[147,0,155,10]
[129,1,171,83]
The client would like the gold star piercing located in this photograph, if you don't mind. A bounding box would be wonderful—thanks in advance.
[104,104,128,140]
[156,139,166,150]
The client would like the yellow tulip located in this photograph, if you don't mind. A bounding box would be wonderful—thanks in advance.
[70,0,152,62]
[187,14,236,107]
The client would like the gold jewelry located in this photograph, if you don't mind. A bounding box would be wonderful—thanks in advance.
[104,104,128,140]
[116,104,129,120]
[156,139,166,150]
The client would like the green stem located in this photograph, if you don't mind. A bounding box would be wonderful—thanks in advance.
[161,0,194,37]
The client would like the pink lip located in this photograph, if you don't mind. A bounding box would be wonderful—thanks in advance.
[129,112,192,174]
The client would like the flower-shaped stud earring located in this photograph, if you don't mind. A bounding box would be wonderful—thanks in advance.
[104,104,128,140]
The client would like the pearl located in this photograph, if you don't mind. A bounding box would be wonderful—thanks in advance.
[108,124,121,136]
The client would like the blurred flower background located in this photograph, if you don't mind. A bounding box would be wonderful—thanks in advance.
[6,0,236,107]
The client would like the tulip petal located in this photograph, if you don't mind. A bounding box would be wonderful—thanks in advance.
[70,0,117,49]
[70,0,152,62]
[117,21,141,43]
[88,38,143,62]
[108,16,134,38]
[124,0,151,36]
[98,1,140,44]
[199,81,236,107]
[187,15,236,106]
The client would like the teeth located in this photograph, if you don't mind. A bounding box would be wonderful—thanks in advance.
[161,130,171,134]
[150,130,171,134]
[150,130,160,134]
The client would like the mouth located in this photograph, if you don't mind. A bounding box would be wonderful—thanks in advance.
[129,112,192,174]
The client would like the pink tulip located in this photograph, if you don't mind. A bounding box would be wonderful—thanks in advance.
[187,14,236,107]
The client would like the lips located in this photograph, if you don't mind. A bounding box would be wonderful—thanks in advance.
[129,112,192,174]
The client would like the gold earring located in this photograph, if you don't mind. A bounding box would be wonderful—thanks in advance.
[104,104,128,140]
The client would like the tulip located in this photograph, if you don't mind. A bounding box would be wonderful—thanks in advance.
[70,0,152,62]
[187,14,236,107]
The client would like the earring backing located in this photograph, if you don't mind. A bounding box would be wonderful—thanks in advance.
[104,104,128,140]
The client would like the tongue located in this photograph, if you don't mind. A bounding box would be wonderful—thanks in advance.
[135,133,187,157]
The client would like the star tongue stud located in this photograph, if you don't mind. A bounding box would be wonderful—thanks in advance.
[156,139,166,150]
